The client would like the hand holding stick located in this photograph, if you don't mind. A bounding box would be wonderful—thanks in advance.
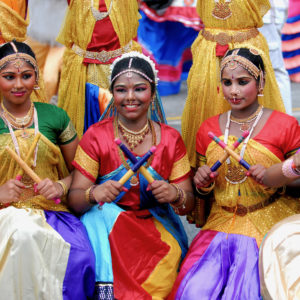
[6,146,61,204]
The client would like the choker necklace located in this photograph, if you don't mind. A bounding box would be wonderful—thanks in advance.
[1,101,34,132]
[230,105,263,132]
[114,117,156,187]
[118,119,150,151]
[224,106,264,184]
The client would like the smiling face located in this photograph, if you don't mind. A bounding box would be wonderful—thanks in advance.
[0,60,36,111]
[113,72,153,126]
[221,64,260,117]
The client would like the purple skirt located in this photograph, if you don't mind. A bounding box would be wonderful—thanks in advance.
[45,211,95,299]
[169,230,260,300]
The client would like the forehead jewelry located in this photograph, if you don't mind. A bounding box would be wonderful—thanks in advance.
[0,42,39,81]
[126,58,133,78]
[110,51,159,85]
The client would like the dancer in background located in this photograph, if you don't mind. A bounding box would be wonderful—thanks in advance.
[259,0,292,115]
[26,0,67,103]
[0,41,95,300]
[68,52,194,299]
[138,0,202,96]
[169,48,300,300]
[57,0,141,136]
[181,0,286,169]
[282,0,300,82]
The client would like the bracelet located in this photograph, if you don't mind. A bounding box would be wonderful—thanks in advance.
[172,190,187,214]
[169,183,187,213]
[195,181,215,195]
[85,185,97,204]
[282,159,300,179]
[170,183,181,204]
[56,180,68,196]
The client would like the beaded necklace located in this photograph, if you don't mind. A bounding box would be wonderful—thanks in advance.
[1,102,34,137]
[114,116,156,186]
[230,105,263,132]
[224,106,264,184]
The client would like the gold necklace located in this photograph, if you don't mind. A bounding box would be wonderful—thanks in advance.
[230,105,263,132]
[114,117,156,187]
[1,101,34,129]
[118,119,150,151]
[212,0,232,20]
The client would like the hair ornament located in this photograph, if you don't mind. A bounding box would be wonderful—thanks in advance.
[0,41,39,81]
[110,51,159,85]
[220,48,264,95]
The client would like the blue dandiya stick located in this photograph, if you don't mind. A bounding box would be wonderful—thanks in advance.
[208,131,251,170]
[210,130,249,172]
[118,144,157,186]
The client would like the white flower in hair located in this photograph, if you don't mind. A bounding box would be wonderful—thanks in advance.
[109,51,159,85]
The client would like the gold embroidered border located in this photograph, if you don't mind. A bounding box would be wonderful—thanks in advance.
[201,28,259,46]
[74,145,99,179]
[169,153,191,182]
[59,121,77,144]
[72,40,132,63]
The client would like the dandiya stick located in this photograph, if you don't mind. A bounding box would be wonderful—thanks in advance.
[118,146,157,186]
[6,146,61,204]
[40,134,60,155]
[16,132,42,180]
[208,131,251,170]
[210,130,249,172]
[115,138,155,184]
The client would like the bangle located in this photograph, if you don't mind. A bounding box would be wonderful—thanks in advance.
[282,159,300,179]
[170,183,181,204]
[169,183,187,213]
[195,181,215,195]
[56,180,68,196]
[85,185,97,204]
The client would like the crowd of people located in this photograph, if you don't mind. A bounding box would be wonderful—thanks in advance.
[0,1,300,300]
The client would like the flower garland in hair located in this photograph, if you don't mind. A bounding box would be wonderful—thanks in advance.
[109,51,159,85]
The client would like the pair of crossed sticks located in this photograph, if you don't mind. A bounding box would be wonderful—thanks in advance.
[115,138,155,186]
[208,131,251,172]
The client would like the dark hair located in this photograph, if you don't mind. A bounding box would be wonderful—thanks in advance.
[110,56,156,95]
[0,40,36,61]
[222,48,265,82]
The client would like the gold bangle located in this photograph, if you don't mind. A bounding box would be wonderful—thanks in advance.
[170,183,181,204]
[85,185,97,204]
[171,190,187,213]
[195,181,215,195]
[56,180,68,196]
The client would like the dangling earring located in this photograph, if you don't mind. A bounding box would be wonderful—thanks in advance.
[151,98,155,111]
[33,84,40,90]
[257,69,264,97]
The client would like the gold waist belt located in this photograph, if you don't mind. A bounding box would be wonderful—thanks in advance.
[72,40,132,63]
[201,28,259,46]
